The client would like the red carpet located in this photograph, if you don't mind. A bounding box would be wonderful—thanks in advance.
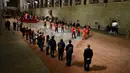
[18,18,39,23]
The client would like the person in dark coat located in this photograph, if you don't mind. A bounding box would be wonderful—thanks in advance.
[84,25,86,29]
[44,21,46,27]
[66,40,73,66]
[46,35,50,55]
[20,22,23,32]
[58,39,65,60]
[84,44,93,71]
[5,20,7,29]
[73,22,75,27]
[6,20,10,31]
[13,21,16,30]
[76,20,80,29]
[16,22,19,31]
[32,31,36,45]
[37,34,44,52]
[49,36,56,57]
[25,27,29,40]
[28,29,32,43]
[21,26,25,37]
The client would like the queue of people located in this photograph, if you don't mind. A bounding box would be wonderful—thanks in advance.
[5,19,93,71]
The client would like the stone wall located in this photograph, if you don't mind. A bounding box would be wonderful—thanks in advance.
[31,1,130,34]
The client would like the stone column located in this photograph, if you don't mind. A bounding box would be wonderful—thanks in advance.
[46,0,49,7]
[52,0,54,7]
[108,0,114,3]
[60,0,62,7]
[68,0,70,6]
[54,0,55,7]
[81,0,84,5]
[62,0,64,7]
[39,0,41,8]
[99,0,104,3]
[86,0,90,4]
[72,0,75,6]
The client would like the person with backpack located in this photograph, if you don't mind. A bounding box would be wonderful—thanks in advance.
[84,44,93,71]
[66,40,73,66]
[58,39,65,61]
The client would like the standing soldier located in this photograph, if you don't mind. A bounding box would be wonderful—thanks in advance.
[50,22,52,29]
[72,27,76,38]
[77,27,80,36]
[58,39,65,61]
[84,44,93,71]
[55,22,58,32]
[49,36,56,57]
[66,40,73,66]
[46,35,50,55]
[61,23,64,32]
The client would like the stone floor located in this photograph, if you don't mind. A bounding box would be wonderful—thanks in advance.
[23,20,130,73]
[1,18,130,73]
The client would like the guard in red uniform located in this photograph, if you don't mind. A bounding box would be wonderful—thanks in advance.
[86,27,89,37]
[50,22,52,29]
[61,23,64,32]
[82,28,88,40]
[72,27,76,38]
[55,23,58,32]
[77,27,80,36]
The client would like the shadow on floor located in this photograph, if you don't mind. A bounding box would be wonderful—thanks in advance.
[72,61,84,67]
[72,61,107,71]
[90,64,107,71]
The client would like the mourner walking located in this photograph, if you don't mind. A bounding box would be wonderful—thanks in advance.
[49,36,56,57]
[58,39,65,60]
[46,35,50,55]
[66,40,73,66]
[84,44,93,71]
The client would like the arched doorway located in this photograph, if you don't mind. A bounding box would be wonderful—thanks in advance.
[110,20,119,34]
[111,20,119,27]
